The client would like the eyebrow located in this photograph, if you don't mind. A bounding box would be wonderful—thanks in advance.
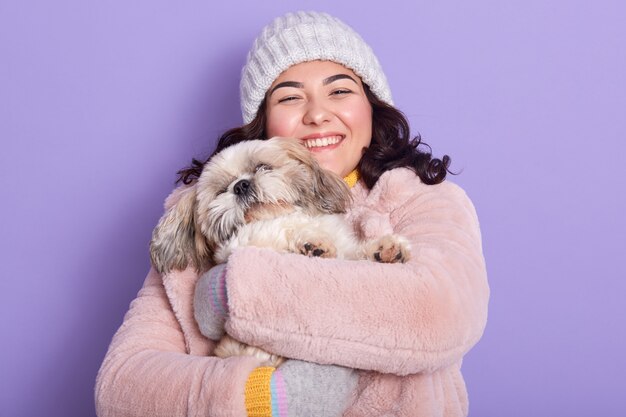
[323,74,358,85]
[268,74,358,97]
[268,81,304,97]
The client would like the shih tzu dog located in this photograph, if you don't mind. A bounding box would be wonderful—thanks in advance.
[150,137,410,366]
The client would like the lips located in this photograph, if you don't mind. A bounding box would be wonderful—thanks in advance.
[300,133,345,149]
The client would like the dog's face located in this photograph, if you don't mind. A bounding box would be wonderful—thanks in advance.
[150,137,352,274]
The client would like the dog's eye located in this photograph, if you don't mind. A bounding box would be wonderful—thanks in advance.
[255,163,272,173]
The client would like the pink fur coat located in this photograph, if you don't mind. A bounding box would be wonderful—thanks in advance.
[95,168,489,416]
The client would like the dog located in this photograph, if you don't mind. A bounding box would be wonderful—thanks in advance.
[150,137,410,366]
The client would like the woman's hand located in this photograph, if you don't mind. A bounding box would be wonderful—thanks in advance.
[245,360,358,417]
[194,263,229,341]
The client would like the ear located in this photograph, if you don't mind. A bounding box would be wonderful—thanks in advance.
[275,137,352,214]
[150,185,209,274]
[308,162,352,214]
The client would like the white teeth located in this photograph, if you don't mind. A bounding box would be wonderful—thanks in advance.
[304,135,342,148]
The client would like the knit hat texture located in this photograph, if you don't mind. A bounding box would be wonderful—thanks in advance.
[240,11,393,124]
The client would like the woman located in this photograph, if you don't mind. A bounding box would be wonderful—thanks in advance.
[95,11,489,417]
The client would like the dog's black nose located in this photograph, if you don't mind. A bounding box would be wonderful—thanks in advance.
[233,179,251,196]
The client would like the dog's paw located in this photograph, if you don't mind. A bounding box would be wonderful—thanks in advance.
[367,234,411,263]
[241,344,285,367]
[214,335,285,367]
[299,240,337,258]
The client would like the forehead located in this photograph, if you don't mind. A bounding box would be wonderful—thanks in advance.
[270,60,362,87]
[199,141,276,189]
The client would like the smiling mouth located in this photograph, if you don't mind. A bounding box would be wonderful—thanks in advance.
[302,135,344,149]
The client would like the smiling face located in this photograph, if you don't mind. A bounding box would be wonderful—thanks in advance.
[264,60,373,178]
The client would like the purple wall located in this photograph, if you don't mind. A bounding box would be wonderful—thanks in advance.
[1,1,625,416]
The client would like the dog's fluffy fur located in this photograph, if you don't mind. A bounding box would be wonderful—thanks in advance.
[150,137,410,366]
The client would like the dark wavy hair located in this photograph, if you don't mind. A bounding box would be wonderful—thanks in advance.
[177,84,452,189]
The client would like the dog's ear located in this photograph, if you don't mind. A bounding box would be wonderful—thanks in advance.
[275,137,352,214]
[150,184,209,274]
[308,161,352,213]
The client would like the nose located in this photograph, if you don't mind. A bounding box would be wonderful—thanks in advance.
[303,99,332,125]
[233,179,251,196]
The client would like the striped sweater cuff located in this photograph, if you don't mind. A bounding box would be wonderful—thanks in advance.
[245,367,287,417]
[207,263,228,318]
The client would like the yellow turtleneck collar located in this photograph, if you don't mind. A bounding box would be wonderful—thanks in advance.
[343,169,360,188]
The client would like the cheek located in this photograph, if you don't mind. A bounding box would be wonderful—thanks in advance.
[266,108,299,138]
[343,102,372,138]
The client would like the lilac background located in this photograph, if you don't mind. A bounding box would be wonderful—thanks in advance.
[1,0,624,416]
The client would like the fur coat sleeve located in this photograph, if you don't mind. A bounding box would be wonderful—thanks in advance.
[94,267,263,417]
[223,168,489,376]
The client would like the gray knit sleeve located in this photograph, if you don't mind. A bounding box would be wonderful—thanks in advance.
[276,360,358,417]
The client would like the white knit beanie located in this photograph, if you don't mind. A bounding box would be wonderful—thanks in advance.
[240,11,393,124]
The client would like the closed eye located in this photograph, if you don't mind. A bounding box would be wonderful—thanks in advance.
[330,89,352,96]
[255,163,272,173]
[277,96,300,103]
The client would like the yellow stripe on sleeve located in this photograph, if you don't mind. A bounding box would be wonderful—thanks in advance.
[244,366,276,417]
